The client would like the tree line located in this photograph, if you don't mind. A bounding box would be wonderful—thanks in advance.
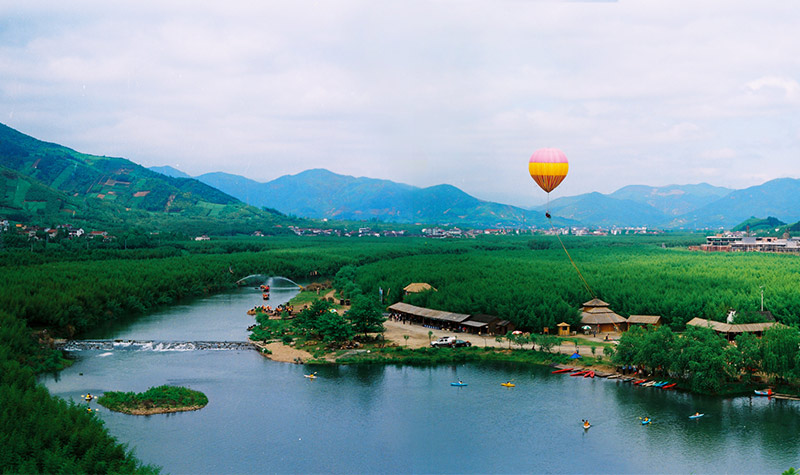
[612,323,800,393]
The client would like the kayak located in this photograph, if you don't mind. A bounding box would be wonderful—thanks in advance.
[653,381,667,388]
[551,368,573,374]
[689,413,704,419]
[641,419,652,425]
[570,370,587,376]
[451,382,468,387]
[501,382,515,387]
[583,371,595,378]
[662,383,677,389]
[633,379,648,385]
[304,374,317,379]
[583,423,591,430]
[754,389,773,396]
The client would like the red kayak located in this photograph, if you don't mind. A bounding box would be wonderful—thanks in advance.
[662,383,677,389]
[551,368,573,374]
[583,371,595,378]
[570,370,587,376]
[633,379,648,385]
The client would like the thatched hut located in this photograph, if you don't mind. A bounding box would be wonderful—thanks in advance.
[580,299,627,333]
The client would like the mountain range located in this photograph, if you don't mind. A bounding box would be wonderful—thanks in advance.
[2,121,798,231]
[154,165,800,230]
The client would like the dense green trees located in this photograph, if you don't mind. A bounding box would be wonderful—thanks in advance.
[611,323,800,393]
[353,236,800,331]
[0,310,157,473]
[347,295,386,337]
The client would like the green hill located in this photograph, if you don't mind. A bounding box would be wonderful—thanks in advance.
[0,123,295,234]
[731,216,786,233]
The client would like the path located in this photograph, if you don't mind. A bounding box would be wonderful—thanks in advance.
[382,319,612,357]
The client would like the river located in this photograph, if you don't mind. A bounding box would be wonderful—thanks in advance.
[41,281,800,473]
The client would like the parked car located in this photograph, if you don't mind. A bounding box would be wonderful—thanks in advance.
[430,336,456,347]
[452,339,472,347]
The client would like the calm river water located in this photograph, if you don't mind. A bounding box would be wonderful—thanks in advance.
[42,280,800,474]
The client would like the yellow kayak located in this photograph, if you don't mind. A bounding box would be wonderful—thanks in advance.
[501,382,515,387]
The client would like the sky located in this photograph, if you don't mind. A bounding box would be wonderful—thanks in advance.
[2,1,799,207]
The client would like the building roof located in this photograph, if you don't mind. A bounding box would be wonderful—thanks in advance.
[581,311,628,325]
[461,320,488,328]
[582,298,610,308]
[468,314,500,324]
[387,302,470,323]
[403,282,436,293]
[686,317,776,334]
[627,315,662,325]
[557,322,571,327]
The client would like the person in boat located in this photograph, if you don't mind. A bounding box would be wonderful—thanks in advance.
[84,393,93,402]
[643,417,650,423]
[582,419,590,429]
[693,412,700,417]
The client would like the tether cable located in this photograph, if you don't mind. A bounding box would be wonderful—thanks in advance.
[548,217,596,299]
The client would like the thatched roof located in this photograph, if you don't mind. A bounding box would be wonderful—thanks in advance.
[627,315,662,325]
[582,298,610,308]
[403,282,436,293]
[580,298,626,325]
[686,317,776,334]
[387,302,470,323]
[556,322,571,327]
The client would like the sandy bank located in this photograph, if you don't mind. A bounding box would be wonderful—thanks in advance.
[253,341,314,363]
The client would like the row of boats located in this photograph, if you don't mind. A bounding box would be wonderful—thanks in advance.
[551,367,677,389]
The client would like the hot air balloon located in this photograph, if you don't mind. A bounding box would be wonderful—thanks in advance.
[529,148,568,218]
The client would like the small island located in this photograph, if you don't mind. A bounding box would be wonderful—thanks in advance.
[97,385,208,415]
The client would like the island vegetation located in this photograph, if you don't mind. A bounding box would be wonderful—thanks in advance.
[98,386,208,415]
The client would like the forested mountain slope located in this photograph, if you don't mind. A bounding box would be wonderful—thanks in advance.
[0,123,293,232]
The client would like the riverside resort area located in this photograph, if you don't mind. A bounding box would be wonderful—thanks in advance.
[5,2,800,474]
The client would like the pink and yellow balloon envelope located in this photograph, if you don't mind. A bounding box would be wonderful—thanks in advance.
[528,148,568,193]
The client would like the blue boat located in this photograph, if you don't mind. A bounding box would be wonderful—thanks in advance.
[451,382,468,387]
[641,418,652,425]
[689,413,704,419]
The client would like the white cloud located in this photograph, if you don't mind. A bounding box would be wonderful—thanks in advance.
[2,1,800,203]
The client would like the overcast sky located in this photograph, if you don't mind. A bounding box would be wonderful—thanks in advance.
[2,1,799,207]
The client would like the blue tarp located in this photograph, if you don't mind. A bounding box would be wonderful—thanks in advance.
[570,352,582,359]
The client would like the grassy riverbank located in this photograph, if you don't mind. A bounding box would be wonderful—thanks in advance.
[329,345,580,366]
[98,385,208,415]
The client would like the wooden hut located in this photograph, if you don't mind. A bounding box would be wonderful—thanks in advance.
[495,320,516,335]
[462,314,502,335]
[557,322,571,336]
[627,315,662,328]
[580,298,627,333]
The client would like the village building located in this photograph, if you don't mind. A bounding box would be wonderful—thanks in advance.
[386,302,511,335]
[557,322,571,336]
[387,302,471,332]
[462,314,501,335]
[685,317,776,341]
[626,315,663,328]
[579,298,628,334]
